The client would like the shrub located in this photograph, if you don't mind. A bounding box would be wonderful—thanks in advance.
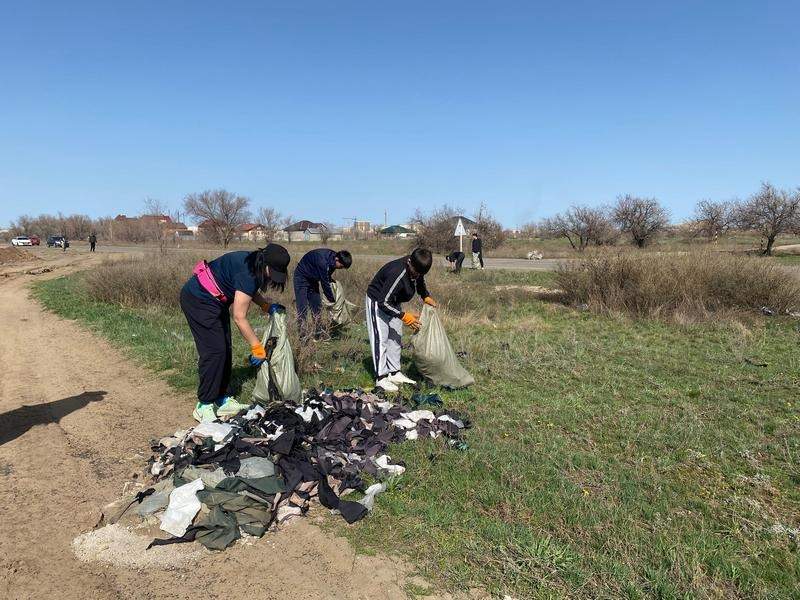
[556,251,800,321]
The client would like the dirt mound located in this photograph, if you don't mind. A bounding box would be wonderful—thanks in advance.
[0,246,38,265]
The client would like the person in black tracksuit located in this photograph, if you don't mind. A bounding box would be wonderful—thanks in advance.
[445,251,465,273]
[365,248,436,392]
[293,248,352,337]
[471,232,484,269]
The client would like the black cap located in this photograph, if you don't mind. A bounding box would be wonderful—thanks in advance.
[263,243,290,284]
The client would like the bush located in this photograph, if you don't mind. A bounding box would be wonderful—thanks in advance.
[556,251,800,321]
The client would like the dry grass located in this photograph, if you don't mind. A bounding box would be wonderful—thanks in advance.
[556,251,800,322]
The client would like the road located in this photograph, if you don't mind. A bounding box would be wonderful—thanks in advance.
[19,243,566,271]
[0,250,454,600]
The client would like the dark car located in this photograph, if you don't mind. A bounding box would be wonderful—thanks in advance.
[47,236,69,248]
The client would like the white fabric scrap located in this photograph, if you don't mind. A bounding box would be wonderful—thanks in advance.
[191,422,235,443]
[437,414,465,428]
[276,505,303,523]
[405,429,419,440]
[357,482,387,511]
[392,418,416,430]
[244,404,266,420]
[374,455,406,476]
[402,410,435,423]
[159,478,204,537]
[375,401,394,413]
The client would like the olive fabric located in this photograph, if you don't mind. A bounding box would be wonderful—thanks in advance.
[411,305,475,389]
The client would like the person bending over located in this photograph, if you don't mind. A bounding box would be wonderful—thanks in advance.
[445,250,465,273]
[365,248,437,392]
[180,244,290,422]
[293,248,352,338]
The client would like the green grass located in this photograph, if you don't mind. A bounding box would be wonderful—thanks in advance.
[33,272,800,599]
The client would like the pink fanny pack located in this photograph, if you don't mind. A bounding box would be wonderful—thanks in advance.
[193,260,228,303]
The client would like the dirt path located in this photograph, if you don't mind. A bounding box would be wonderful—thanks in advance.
[0,252,455,600]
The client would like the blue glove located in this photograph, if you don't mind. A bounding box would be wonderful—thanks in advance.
[248,355,266,367]
[268,303,285,315]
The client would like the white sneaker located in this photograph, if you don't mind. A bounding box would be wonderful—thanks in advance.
[375,377,399,392]
[388,372,416,386]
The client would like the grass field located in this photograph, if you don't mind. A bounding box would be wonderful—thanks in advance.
[33,257,800,599]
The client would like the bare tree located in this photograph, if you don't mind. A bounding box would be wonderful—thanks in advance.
[256,206,283,240]
[612,195,670,248]
[184,189,251,248]
[692,199,732,242]
[733,183,800,256]
[540,205,615,251]
[474,202,507,249]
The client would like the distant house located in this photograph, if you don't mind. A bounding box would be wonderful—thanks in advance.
[238,223,269,242]
[380,225,415,239]
[283,220,328,242]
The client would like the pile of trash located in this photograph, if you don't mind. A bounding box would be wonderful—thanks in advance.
[118,389,469,551]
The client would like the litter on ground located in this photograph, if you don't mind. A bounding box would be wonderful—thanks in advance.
[100,388,469,552]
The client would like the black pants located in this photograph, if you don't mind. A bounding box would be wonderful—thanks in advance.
[90,242,96,252]
[180,282,232,404]
[453,254,464,273]
[478,252,484,268]
[293,273,322,337]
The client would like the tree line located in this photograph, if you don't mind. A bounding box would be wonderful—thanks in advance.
[537,182,800,256]
[7,183,800,255]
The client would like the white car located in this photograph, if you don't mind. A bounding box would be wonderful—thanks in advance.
[11,236,33,246]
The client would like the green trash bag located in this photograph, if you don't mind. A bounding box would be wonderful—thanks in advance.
[252,306,302,404]
[410,305,475,389]
[321,281,356,327]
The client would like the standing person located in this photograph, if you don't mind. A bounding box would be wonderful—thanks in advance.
[471,232,484,269]
[89,232,97,252]
[293,248,353,338]
[180,244,291,422]
[445,250,465,273]
[62,236,68,253]
[365,248,437,392]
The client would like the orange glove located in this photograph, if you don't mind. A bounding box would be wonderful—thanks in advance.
[401,312,421,331]
[256,300,270,313]
[423,296,437,307]
[247,342,267,367]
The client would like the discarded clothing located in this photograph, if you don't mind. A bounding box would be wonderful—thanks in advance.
[160,478,204,537]
[144,388,470,550]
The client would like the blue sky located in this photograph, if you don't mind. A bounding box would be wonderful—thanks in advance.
[1,1,798,228]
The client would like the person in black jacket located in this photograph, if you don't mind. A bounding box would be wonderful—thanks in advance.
[445,250,465,273]
[365,248,436,392]
[293,248,352,338]
[471,232,484,269]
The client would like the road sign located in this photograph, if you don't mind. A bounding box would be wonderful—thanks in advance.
[454,218,467,252]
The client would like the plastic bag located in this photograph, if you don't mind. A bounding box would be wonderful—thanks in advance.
[410,304,474,389]
[321,281,356,327]
[252,306,302,404]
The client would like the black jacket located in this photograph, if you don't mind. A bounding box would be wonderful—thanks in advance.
[367,256,429,318]
[471,237,482,253]
[294,248,337,302]
[446,251,464,262]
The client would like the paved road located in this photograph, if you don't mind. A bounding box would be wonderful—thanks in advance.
[23,244,566,271]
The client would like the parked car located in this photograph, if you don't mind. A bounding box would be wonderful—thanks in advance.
[47,235,69,248]
[11,236,33,246]
[29,235,40,246]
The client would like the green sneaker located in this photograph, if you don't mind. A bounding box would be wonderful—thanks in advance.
[192,402,218,423]
[216,397,252,418]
